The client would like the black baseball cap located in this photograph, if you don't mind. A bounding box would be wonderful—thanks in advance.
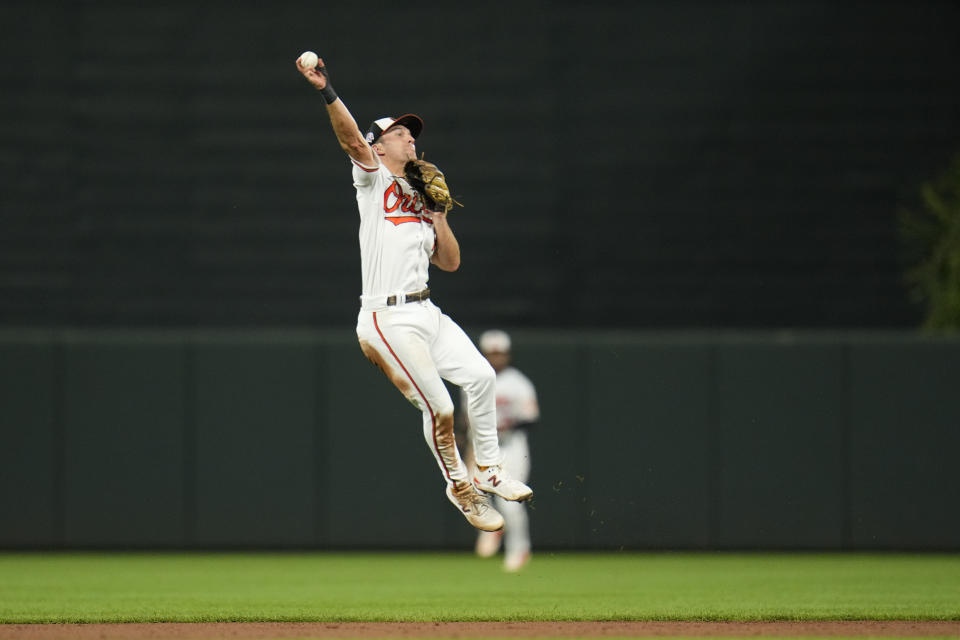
[364,114,423,145]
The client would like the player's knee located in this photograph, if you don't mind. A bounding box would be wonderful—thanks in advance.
[473,361,496,392]
[436,410,454,433]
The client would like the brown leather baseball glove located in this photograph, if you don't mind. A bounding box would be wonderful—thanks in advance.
[403,158,463,213]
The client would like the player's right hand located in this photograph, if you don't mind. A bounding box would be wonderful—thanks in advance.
[295,56,329,91]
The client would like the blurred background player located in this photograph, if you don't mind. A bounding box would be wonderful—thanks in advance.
[460,330,540,571]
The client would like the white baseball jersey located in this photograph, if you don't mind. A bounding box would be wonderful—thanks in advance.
[493,366,540,434]
[351,156,503,487]
[352,158,434,306]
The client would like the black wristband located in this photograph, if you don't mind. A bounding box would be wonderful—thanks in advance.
[317,66,338,104]
[320,84,337,104]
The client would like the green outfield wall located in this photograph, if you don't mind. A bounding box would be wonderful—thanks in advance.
[1,330,958,550]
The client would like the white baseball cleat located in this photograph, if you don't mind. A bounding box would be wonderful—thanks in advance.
[446,482,504,532]
[472,464,533,502]
[475,530,503,558]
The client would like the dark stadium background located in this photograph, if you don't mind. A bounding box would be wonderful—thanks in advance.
[2,1,958,551]
[4,1,959,329]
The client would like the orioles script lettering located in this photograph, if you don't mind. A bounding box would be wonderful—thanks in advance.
[383,180,423,214]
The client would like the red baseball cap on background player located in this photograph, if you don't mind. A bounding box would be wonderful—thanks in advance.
[364,114,423,145]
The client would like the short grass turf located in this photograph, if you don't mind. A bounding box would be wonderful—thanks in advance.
[0,552,958,623]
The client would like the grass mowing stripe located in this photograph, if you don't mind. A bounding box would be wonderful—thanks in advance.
[0,552,957,623]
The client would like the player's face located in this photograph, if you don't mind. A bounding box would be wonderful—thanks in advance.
[377,125,417,162]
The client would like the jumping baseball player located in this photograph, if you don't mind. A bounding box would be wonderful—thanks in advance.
[295,55,532,532]
[463,330,539,571]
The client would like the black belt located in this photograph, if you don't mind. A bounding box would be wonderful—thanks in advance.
[386,288,430,306]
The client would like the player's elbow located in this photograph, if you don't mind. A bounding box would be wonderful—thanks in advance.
[438,261,460,272]
[434,256,460,272]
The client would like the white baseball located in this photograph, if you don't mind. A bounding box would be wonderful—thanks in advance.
[298,51,318,70]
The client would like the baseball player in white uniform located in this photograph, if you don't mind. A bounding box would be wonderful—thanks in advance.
[464,330,539,571]
[295,55,532,532]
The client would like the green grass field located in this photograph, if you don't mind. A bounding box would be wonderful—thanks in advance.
[0,551,958,624]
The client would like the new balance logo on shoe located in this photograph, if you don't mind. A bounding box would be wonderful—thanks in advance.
[473,465,533,502]
[476,474,501,487]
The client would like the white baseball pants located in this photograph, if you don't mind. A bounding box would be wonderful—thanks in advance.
[356,299,502,486]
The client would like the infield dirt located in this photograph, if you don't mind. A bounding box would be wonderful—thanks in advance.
[1,621,959,639]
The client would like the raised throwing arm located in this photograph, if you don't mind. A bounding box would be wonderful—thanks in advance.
[295,55,377,168]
